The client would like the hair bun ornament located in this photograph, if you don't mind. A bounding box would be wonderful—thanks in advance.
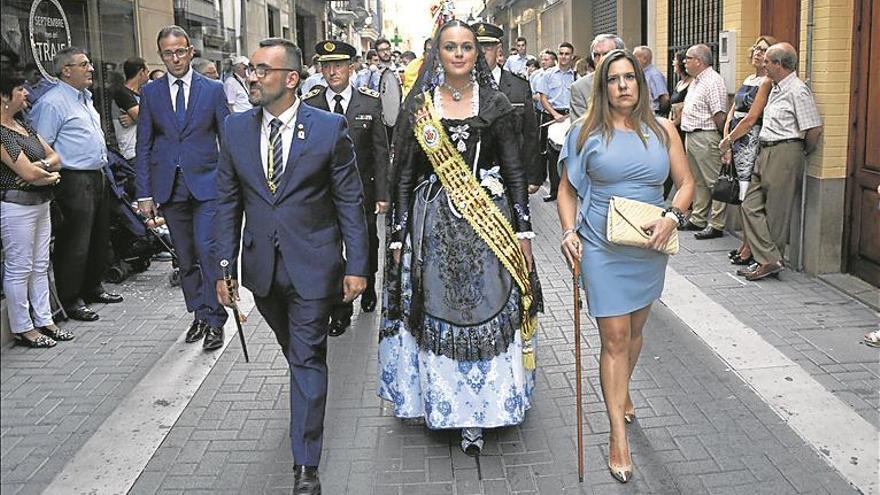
[431,0,457,36]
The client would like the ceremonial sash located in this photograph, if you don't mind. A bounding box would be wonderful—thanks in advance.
[412,92,538,370]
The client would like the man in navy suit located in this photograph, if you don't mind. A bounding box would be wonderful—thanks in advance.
[215,38,368,495]
[136,26,230,350]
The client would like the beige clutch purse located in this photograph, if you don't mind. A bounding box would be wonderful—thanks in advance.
[606,196,679,255]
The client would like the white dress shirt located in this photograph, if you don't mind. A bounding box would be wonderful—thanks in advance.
[325,84,353,115]
[492,66,502,86]
[168,68,194,111]
[260,99,301,179]
[224,74,253,113]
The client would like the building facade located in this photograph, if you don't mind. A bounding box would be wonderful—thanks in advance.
[655,0,878,285]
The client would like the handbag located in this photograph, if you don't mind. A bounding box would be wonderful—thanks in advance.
[711,160,741,205]
[606,196,679,255]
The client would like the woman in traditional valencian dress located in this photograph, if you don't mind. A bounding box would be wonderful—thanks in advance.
[378,20,542,456]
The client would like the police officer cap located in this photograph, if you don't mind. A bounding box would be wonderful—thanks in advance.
[315,40,357,63]
[471,22,503,44]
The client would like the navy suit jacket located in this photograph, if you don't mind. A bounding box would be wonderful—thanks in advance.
[135,71,230,203]
[214,103,370,300]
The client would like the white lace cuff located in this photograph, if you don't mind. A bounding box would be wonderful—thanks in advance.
[516,231,536,240]
[388,242,403,250]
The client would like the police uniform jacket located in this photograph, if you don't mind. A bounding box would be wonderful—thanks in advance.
[303,85,390,206]
[497,68,541,186]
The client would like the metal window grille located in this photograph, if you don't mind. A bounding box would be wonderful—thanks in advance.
[592,0,617,36]
[666,0,723,85]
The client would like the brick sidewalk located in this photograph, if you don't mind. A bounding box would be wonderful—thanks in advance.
[121,195,862,494]
[667,234,879,428]
[1,262,189,495]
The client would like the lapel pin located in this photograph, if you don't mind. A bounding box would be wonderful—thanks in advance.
[296,123,305,140]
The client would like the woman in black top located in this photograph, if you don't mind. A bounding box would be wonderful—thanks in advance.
[0,68,74,347]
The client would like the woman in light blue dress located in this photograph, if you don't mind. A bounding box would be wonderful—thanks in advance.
[557,50,694,483]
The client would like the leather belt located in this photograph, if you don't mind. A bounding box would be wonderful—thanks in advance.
[685,129,717,133]
[760,138,803,148]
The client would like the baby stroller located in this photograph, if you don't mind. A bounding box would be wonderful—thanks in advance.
[104,148,180,286]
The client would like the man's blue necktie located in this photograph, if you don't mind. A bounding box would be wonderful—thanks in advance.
[174,79,186,127]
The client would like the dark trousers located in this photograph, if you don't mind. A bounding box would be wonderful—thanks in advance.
[255,249,335,467]
[330,209,378,323]
[543,109,569,197]
[52,169,109,309]
[161,171,228,328]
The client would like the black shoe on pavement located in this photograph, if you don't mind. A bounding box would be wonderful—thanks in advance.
[360,290,377,313]
[67,306,99,322]
[328,318,350,337]
[293,465,321,495]
[84,292,124,304]
[678,220,704,231]
[542,195,557,202]
[694,227,724,240]
[202,325,224,351]
[185,320,207,343]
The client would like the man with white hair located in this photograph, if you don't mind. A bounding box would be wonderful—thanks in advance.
[633,45,670,116]
[569,33,626,120]
[224,55,252,112]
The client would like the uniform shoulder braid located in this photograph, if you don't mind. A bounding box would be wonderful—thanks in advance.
[357,87,380,98]
[301,86,325,101]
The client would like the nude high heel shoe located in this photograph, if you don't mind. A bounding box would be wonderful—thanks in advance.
[608,461,634,483]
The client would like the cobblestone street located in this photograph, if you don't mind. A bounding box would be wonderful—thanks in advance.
[2,194,878,495]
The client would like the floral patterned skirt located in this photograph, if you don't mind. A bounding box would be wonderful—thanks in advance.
[378,189,536,429]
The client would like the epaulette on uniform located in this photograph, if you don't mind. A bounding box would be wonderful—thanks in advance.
[302,87,323,100]
[358,87,380,98]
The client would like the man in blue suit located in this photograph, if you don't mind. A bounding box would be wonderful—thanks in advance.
[136,26,230,350]
[215,38,368,495]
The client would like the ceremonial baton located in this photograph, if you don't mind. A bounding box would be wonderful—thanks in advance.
[220,259,250,363]
[573,262,585,482]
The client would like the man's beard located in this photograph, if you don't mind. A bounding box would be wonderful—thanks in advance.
[249,84,283,107]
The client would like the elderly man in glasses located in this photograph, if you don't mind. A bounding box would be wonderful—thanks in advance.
[134,25,231,351]
[30,47,124,322]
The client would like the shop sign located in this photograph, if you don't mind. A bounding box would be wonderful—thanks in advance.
[28,0,71,82]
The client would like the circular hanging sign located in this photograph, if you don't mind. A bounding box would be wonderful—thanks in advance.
[29,0,72,83]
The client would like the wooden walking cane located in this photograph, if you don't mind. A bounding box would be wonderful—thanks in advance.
[572,262,585,482]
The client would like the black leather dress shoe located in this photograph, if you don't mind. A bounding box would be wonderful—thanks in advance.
[328,318,350,337]
[360,290,377,313]
[293,465,321,495]
[542,195,557,202]
[67,306,99,322]
[678,220,704,231]
[202,325,224,351]
[185,320,207,343]
[694,227,724,240]
[85,292,124,304]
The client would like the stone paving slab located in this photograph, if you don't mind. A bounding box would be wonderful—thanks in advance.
[1,262,188,495]
[667,233,880,428]
[128,197,861,494]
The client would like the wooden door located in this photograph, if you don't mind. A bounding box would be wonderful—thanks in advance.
[845,0,880,286]
[761,0,800,50]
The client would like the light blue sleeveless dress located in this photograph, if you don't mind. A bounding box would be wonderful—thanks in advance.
[558,124,670,317]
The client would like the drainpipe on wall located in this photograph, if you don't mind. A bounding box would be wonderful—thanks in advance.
[797,0,815,271]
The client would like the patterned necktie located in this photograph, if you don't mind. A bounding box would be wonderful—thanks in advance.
[267,118,284,193]
[174,79,186,127]
[333,94,344,115]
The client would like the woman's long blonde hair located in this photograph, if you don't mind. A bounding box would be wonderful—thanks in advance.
[576,49,668,153]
